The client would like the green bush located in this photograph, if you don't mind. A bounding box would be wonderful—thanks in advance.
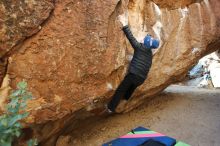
[0,81,37,146]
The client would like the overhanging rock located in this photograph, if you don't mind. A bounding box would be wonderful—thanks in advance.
[0,0,220,144]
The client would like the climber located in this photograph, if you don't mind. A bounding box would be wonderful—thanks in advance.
[106,12,160,114]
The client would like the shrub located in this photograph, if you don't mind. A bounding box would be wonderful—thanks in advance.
[0,81,37,146]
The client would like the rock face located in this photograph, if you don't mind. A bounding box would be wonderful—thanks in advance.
[0,0,54,58]
[0,0,54,84]
[1,0,220,144]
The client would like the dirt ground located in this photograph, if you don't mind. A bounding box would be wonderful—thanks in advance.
[56,85,220,146]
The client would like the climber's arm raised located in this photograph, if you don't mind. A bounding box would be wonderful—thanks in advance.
[118,12,141,50]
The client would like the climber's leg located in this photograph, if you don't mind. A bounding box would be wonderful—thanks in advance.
[124,74,145,100]
[107,74,133,112]
[124,84,137,100]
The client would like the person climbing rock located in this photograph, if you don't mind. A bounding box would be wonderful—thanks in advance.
[106,12,160,114]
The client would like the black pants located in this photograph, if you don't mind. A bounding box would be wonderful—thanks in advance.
[108,73,145,112]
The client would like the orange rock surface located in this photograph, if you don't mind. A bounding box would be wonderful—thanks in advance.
[0,0,220,143]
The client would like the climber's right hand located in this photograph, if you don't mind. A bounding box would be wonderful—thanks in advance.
[118,11,128,27]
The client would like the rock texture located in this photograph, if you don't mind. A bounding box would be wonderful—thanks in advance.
[0,0,54,84]
[1,0,220,144]
[0,0,54,58]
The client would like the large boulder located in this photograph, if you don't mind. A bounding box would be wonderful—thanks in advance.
[1,0,220,144]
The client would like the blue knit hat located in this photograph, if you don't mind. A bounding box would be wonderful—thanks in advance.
[144,34,160,49]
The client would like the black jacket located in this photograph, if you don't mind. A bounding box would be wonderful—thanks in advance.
[123,25,153,79]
